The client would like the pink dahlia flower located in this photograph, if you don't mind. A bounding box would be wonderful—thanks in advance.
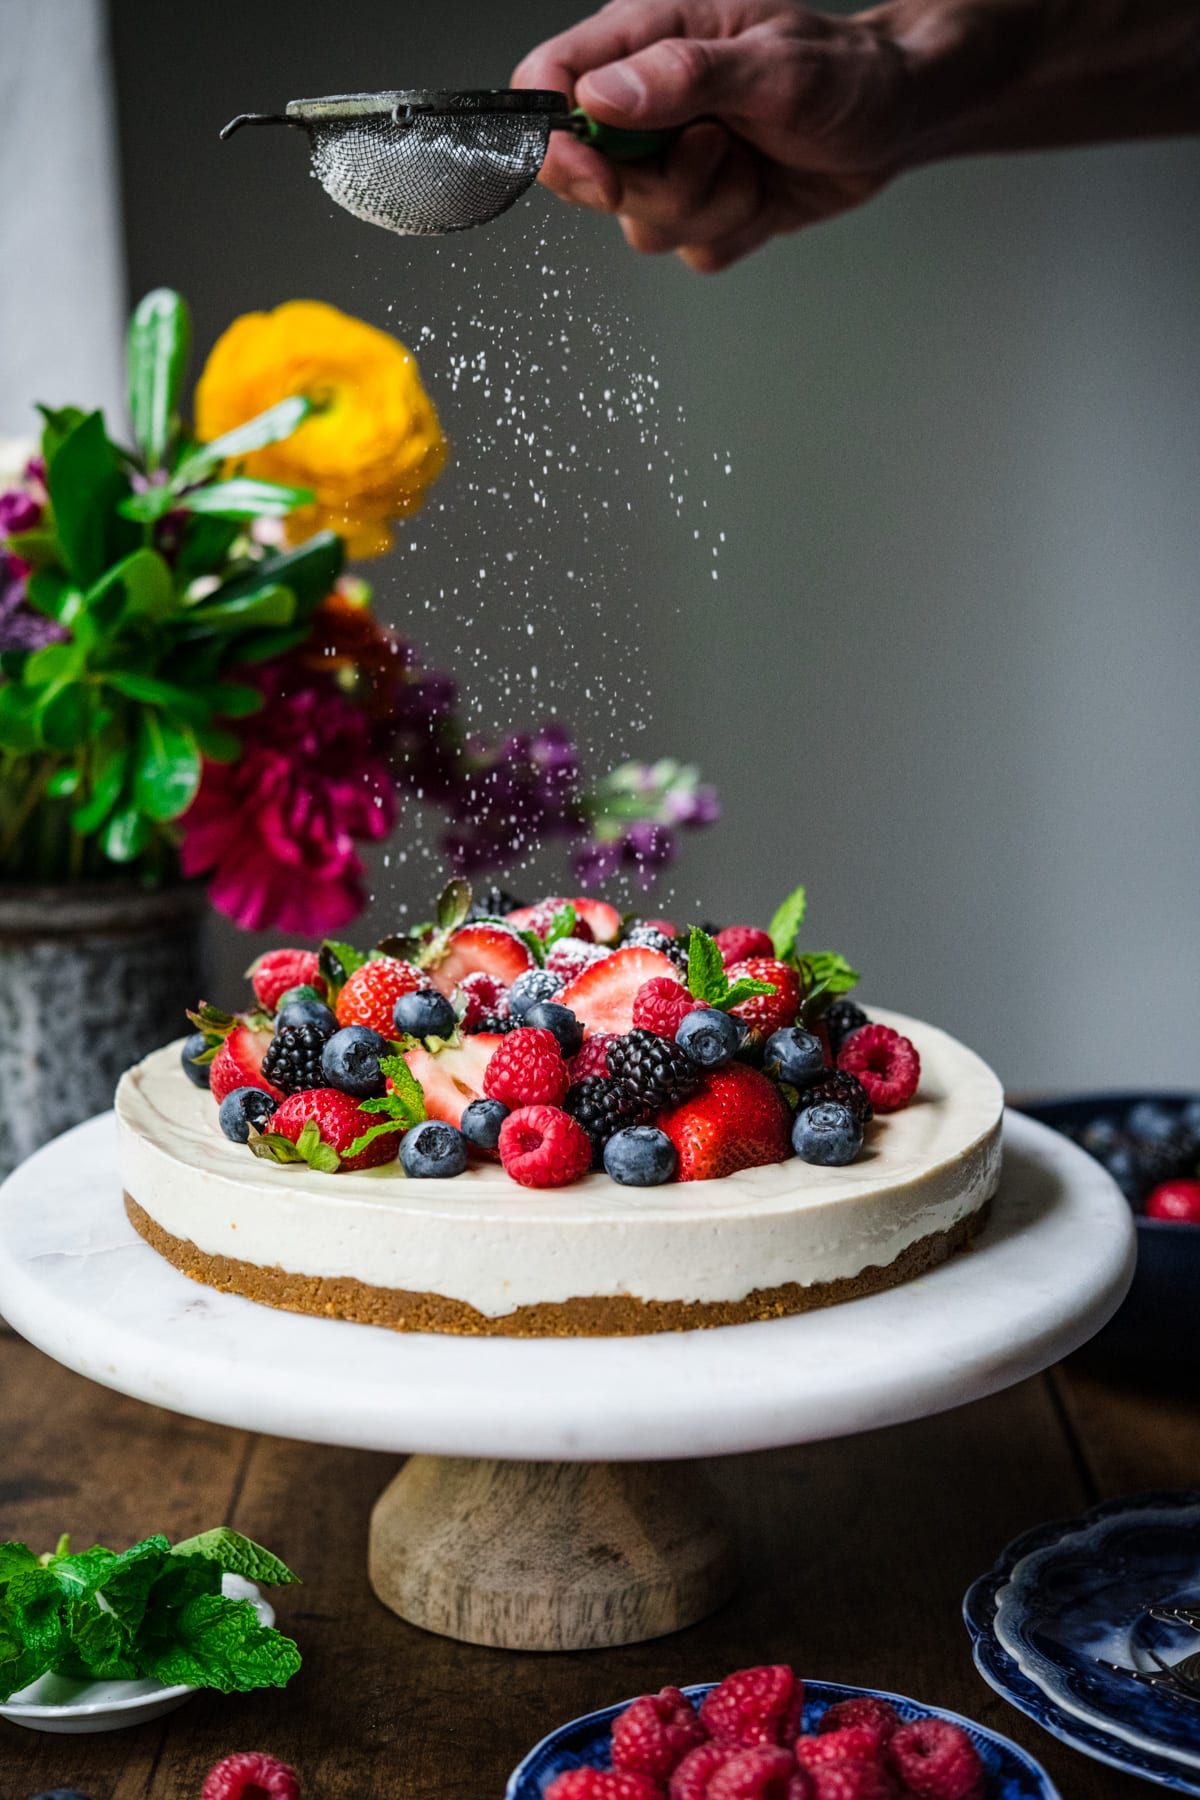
[180,664,396,936]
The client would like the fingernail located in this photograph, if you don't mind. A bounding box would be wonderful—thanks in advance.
[563,179,609,210]
[583,63,645,114]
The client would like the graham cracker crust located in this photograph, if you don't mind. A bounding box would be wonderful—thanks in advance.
[124,1193,992,1338]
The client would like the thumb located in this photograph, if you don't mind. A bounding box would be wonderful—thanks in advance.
[576,35,776,129]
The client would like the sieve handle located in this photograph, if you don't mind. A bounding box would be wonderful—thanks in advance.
[567,108,680,162]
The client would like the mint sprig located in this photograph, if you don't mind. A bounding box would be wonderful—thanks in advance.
[768,882,807,960]
[346,1054,427,1158]
[542,903,577,949]
[0,1530,300,1701]
[248,1118,341,1174]
[799,951,860,1013]
[686,928,777,1013]
[317,938,367,1007]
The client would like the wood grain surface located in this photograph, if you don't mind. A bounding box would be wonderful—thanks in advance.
[1,1313,1194,1799]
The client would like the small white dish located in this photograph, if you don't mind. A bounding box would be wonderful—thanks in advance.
[0,1574,273,1734]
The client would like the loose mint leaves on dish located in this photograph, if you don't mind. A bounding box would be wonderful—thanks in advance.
[686,928,776,1013]
[347,1054,427,1158]
[768,882,807,960]
[0,1529,300,1701]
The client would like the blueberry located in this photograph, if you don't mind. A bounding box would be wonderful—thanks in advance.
[393,987,458,1042]
[792,1101,863,1166]
[218,1086,278,1143]
[180,1031,211,1088]
[521,1000,584,1058]
[321,1025,389,1097]
[1100,1142,1145,1203]
[277,997,338,1034]
[460,1097,509,1154]
[763,1027,827,1090]
[1182,1098,1200,1138]
[400,1119,468,1178]
[1079,1116,1122,1157]
[675,1007,741,1068]
[1125,1099,1179,1143]
[509,968,565,1018]
[603,1125,678,1186]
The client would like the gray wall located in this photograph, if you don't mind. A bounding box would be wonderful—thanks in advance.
[111,0,1200,1092]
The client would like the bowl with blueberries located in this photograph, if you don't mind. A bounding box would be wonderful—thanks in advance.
[1017,1092,1200,1378]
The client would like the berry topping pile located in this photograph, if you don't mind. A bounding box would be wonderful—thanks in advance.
[1059,1096,1200,1223]
[544,1667,988,1800]
[184,878,923,1188]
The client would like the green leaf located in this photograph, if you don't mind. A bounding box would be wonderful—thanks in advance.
[768,883,807,961]
[686,928,728,1004]
[376,1056,426,1125]
[66,1598,139,1680]
[23,641,83,688]
[517,928,546,969]
[142,1591,301,1694]
[37,404,87,463]
[44,411,136,588]
[201,681,263,719]
[0,686,40,752]
[174,515,242,581]
[295,1119,341,1173]
[127,288,191,471]
[102,803,150,863]
[722,977,777,1009]
[72,732,130,835]
[543,903,577,949]
[345,1119,409,1158]
[132,710,201,821]
[207,531,342,620]
[436,877,472,934]
[318,939,367,1006]
[4,527,60,570]
[171,1529,299,1588]
[46,767,80,799]
[172,395,312,489]
[86,547,176,628]
[226,623,311,663]
[194,722,242,762]
[37,681,90,752]
[181,583,296,633]
[103,672,208,727]
[799,951,860,1011]
[0,1544,37,1588]
[247,1130,309,1167]
[183,478,314,520]
[24,570,79,626]
[117,487,177,524]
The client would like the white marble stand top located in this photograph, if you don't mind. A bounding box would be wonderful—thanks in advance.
[0,1110,1133,1462]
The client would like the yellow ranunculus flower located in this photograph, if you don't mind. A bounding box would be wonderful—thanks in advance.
[194,300,446,557]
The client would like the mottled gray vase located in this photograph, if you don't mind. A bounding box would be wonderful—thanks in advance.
[0,883,208,1179]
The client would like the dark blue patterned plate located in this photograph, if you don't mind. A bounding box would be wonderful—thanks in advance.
[505,1678,1060,1798]
[966,1493,1200,1795]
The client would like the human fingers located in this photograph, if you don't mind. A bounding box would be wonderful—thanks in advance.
[512,0,735,99]
[614,127,761,248]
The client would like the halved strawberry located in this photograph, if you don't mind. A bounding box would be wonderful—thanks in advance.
[429,924,536,997]
[570,897,622,944]
[402,1033,507,1129]
[504,899,593,942]
[559,946,681,1037]
[658,1064,791,1181]
[209,1023,282,1104]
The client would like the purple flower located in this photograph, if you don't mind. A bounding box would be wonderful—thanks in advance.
[0,559,66,654]
[0,490,42,538]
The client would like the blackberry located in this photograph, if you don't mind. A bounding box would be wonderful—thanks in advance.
[467,885,525,922]
[801,1068,874,1126]
[564,1077,645,1163]
[262,1022,331,1094]
[825,998,869,1057]
[623,923,688,972]
[608,1029,702,1112]
[473,1014,521,1035]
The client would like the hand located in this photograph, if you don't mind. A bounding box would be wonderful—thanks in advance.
[512,0,924,273]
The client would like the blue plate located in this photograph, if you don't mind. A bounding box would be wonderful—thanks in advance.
[505,1678,1061,1799]
[966,1493,1200,1795]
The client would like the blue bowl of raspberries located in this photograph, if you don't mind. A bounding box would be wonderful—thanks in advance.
[506,1665,1059,1799]
[1015,1092,1200,1378]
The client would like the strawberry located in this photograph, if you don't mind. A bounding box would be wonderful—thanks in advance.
[726,959,802,1036]
[571,896,622,943]
[659,1065,791,1181]
[700,1666,804,1750]
[715,927,775,967]
[506,898,594,942]
[337,957,427,1035]
[248,948,325,1012]
[403,1034,507,1129]
[428,923,536,996]
[560,946,681,1036]
[639,916,680,937]
[271,1088,399,1171]
[209,1023,282,1104]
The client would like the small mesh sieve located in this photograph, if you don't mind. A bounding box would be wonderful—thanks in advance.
[221,90,678,236]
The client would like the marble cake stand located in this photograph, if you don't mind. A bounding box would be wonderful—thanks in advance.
[0,1110,1133,1652]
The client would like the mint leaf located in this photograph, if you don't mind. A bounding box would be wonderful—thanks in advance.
[294,1119,341,1174]
[686,928,728,1004]
[318,938,366,1005]
[346,1120,410,1158]
[247,1130,307,1166]
[436,877,472,934]
[66,1596,140,1680]
[171,1529,299,1587]
[723,977,777,1009]
[800,951,860,1012]
[374,930,426,963]
[377,1056,426,1125]
[185,1003,237,1046]
[516,928,546,969]
[141,1591,301,1695]
[0,1543,37,1588]
[543,903,577,949]
[768,883,807,961]
[93,1538,170,1631]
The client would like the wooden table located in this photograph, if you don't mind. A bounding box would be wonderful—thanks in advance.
[2,1314,1195,1799]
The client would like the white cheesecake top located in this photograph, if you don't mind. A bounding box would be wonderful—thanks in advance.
[115,1008,1004,1316]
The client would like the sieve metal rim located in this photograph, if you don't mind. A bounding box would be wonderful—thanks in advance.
[284,89,568,124]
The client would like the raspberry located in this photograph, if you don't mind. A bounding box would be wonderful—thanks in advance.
[726,960,803,1036]
[457,970,510,1031]
[700,1666,804,1749]
[1146,1178,1200,1223]
[837,1024,920,1113]
[633,977,709,1040]
[715,927,775,966]
[806,1766,895,1800]
[484,1028,570,1108]
[672,1744,740,1800]
[612,1686,708,1781]
[708,1747,804,1799]
[609,1029,703,1112]
[816,1699,898,1749]
[546,1771,663,1800]
[249,950,324,1013]
[262,1023,332,1095]
[823,1000,869,1059]
[796,1729,880,1767]
[800,1070,874,1127]
[565,1077,647,1162]
[499,1105,593,1187]
[887,1719,984,1800]
[336,956,426,1036]
[201,1752,300,1800]
[571,1033,619,1081]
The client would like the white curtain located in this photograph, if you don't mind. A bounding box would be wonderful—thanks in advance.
[0,0,126,445]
